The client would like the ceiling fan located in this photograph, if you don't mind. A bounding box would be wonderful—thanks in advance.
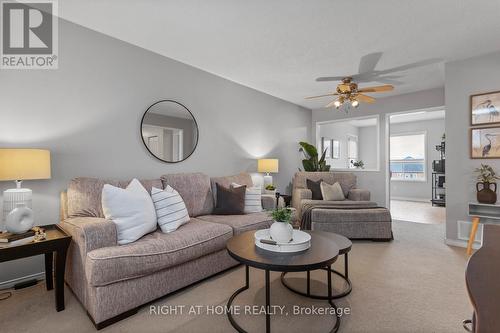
[305,77,394,109]
[306,52,441,109]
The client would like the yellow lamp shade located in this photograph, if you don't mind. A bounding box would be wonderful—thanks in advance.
[0,149,51,181]
[258,159,279,173]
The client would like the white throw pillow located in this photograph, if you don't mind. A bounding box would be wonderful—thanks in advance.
[320,181,345,201]
[151,186,190,233]
[232,182,263,213]
[102,179,157,245]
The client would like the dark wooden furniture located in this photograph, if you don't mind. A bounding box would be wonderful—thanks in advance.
[226,230,340,333]
[281,231,352,299]
[0,225,71,311]
[431,172,446,207]
[465,224,500,332]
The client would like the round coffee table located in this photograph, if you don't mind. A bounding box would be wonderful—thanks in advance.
[281,231,352,299]
[226,230,341,333]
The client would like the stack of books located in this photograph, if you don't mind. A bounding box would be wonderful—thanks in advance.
[0,230,35,247]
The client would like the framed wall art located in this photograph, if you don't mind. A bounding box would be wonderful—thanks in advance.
[471,90,500,126]
[471,126,500,159]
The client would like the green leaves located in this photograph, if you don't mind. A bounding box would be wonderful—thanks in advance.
[270,207,292,223]
[299,141,331,171]
[475,163,500,183]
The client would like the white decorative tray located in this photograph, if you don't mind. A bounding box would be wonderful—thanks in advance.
[254,229,311,253]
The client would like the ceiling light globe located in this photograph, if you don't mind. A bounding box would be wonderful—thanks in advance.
[334,100,341,108]
[351,100,359,108]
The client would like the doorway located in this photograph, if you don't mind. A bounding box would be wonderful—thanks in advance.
[387,108,446,224]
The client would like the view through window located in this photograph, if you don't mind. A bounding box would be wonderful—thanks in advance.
[390,133,426,181]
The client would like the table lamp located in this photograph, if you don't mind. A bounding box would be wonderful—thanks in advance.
[258,158,279,188]
[0,149,51,228]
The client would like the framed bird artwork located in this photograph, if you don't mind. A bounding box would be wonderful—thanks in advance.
[471,91,500,126]
[471,126,500,159]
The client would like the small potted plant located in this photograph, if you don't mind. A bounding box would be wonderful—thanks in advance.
[264,184,276,195]
[474,164,500,204]
[269,207,293,243]
[352,160,365,169]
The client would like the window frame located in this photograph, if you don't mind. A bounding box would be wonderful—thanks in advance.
[389,131,427,182]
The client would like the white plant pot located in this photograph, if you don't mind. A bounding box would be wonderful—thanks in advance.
[6,203,34,234]
[269,221,293,243]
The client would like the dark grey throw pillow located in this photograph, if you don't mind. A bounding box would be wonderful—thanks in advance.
[306,179,323,200]
[213,183,246,215]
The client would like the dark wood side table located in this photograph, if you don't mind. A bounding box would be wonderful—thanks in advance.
[0,224,71,311]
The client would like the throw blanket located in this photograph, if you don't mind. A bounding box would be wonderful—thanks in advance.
[300,202,380,230]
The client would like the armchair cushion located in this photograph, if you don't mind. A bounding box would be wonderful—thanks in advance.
[347,189,371,201]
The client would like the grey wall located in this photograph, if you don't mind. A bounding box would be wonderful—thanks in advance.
[358,125,378,170]
[317,122,359,169]
[390,118,445,200]
[312,88,445,207]
[445,51,500,242]
[0,19,311,285]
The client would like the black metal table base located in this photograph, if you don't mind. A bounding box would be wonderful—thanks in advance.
[280,253,352,300]
[227,265,340,333]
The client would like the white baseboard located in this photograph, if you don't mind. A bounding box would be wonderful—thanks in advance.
[444,238,481,250]
[391,196,430,203]
[0,272,45,290]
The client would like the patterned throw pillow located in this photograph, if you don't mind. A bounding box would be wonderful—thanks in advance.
[151,186,190,233]
[231,182,263,214]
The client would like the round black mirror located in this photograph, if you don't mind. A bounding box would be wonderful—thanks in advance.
[141,100,199,163]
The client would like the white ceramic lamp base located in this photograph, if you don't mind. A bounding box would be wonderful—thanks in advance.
[2,188,32,231]
[263,174,273,188]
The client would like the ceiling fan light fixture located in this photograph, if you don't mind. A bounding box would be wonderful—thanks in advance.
[334,100,341,109]
[351,99,359,108]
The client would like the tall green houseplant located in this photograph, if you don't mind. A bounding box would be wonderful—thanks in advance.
[298,141,331,171]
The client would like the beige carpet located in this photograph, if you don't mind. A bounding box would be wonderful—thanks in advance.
[390,200,446,224]
[0,221,471,333]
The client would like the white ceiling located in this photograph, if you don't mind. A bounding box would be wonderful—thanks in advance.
[60,0,500,109]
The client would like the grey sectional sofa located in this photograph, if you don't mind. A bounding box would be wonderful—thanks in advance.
[292,171,393,240]
[59,172,273,329]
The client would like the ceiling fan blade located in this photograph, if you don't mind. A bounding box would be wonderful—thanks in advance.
[325,99,339,108]
[356,94,376,104]
[305,93,338,99]
[316,76,346,82]
[358,85,394,93]
[358,52,383,74]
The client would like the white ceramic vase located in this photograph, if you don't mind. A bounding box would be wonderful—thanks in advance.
[269,221,293,243]
[6,203,34,234]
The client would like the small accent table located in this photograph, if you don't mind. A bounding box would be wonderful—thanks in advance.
[226,230,341,333]
[467,202,500,255]
[0,224,71,311]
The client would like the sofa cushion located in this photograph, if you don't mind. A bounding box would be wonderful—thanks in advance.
[307,178,323,200]
[161,173,214,217]
[197,211,272,235]
[293,172,356,197]
[102,179,158,245]
[85,218,232,286]
[320,181,345,201]
[211,173,253,205]
[67,177,162,218]
[213,183,246,215]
